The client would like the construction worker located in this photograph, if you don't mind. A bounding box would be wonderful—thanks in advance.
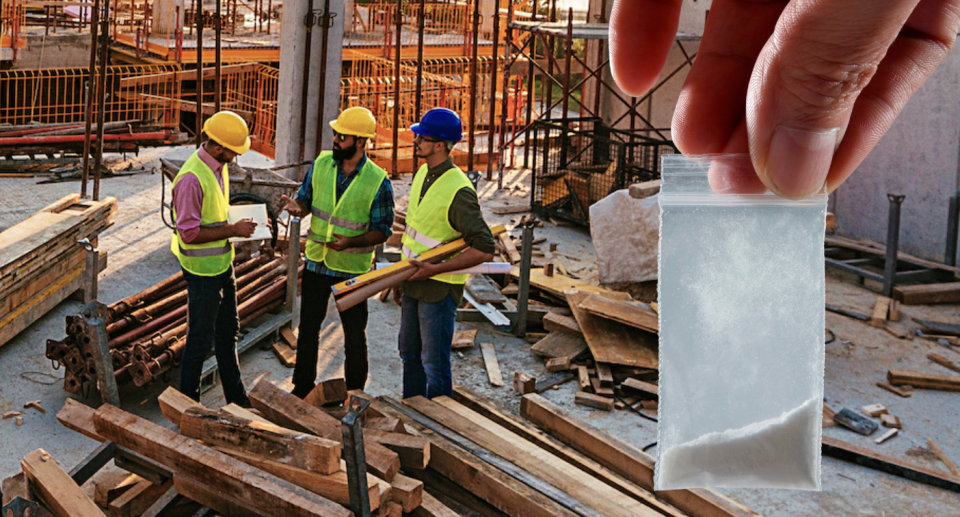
[397,108,495,399]
[170,111,258,406]
[280,106,395,397]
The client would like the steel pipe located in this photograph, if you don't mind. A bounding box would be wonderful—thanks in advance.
[882,194,905,298]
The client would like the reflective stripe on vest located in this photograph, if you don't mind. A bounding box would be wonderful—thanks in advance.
[169,150,234,276]
[305,151,387,274]
[401,164,474,285]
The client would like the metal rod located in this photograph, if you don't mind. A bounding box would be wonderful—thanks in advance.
[523,26,535,168]
[946,191,959,267]
[298,0,316,165]
[514,221,534,337]
[83,301,121,406]
[215,0,222,113]
[80,0,101,199]
[497,0,513,189]
[467,0,480,173]
[882,194,905,298]
[92,4,110,202]
[560,9,572,166]
[195,0,203,147]
[285,218,300,318]
[391,0,401,178]
[314,0,331,156]
[412,0,425,172]
[485,4,499,182]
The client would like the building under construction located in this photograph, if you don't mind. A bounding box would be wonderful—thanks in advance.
[1,0,959,516]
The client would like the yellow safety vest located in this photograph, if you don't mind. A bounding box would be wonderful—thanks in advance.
[305,152,387,274]
[401,164,474,285]
[170,150,234,276]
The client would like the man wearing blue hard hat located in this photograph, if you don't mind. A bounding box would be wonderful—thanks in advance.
[396,108,496,399]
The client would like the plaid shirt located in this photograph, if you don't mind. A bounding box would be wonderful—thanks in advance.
[296,154,395,279]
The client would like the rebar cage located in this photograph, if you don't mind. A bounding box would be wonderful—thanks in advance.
[530,117,677,225]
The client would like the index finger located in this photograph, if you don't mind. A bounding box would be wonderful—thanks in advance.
[610,0,683,96]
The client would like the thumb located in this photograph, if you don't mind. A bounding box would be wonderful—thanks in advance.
[746,0,918,199]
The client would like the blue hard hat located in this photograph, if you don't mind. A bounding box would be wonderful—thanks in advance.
[410,108,463,142]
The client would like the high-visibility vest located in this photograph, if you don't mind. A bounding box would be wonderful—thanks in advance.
[170,150,234,276]
[305,151,387,274]
[401,164,474,285]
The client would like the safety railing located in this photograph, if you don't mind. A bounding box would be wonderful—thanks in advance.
[1,0,25,60]
[223,63,279,158]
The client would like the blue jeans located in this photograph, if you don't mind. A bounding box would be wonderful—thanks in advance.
[179,266,249,406]
[398,293,457,399]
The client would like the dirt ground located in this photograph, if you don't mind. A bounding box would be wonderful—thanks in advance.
[0,147,958,516]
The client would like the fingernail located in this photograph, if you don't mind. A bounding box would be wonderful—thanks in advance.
[765,127,838,198]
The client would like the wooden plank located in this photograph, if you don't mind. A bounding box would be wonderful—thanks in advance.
[179,406,340,474]
[451,329,478,349]
[510,267,607,300]
[519,394,759,517]
[172,474,269,517]
[513,371,537,395]
[362,429,431,470]
[577,293,659,333]
[545,357,570,372]
[94,472,141,507]
[894,282,960,305]
[411,492,462,517]
[0,246,85,318]
[20,448,106,517]
[535,372,576,393]
[621,378,658,400]
[389,473,424,512]
[108,477,173,517]
[466,274,508,304]
[56,398,103,442]
[304,378,349,407]
[928,352,960,373]
[530,332,587,360]
[927,438,960,477]
[92,403,353,517]
[887,369,960,391]
[450,386,686,517]
[490,204,532,215]
[248,380,401,481]
[157,386,201,428]
[273,343,297,367]
[364,416,405,434]
[577,365,591,391]
[542,312,582,337]
[566,291,659,368]
[281,325,299,349]
[498,233,522,264]
[875,428,899,444]
[871,296,891,327]
[217,448,382,509]
[416,397,663,517]
[377,501,403,517]
[822,436,960,492]
[595,363,613,387]
[0,266,84,348]
[575,392,613,411]
[876,382,913,398]
[479,343,504,387]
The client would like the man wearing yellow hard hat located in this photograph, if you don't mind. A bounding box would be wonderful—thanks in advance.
[170,110,258,406]
[281,106,395,397]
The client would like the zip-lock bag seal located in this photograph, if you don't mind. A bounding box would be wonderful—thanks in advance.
[655,154,826,490]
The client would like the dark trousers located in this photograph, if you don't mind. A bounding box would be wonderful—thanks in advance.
[179,266,249,405]
[293,269,370,397]
[398,293,456,399]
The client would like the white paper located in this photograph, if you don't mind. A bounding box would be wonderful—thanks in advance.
[228,204,272,242]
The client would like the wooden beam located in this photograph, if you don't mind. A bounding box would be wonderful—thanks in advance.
[928,352,960,373]
[389,473,424,512]
[519,394,758,517]
[894,282,960,305]
[364,416,406,434]
[620,378,658,400]
[91,404,353,517]
[452,329,478,349]
[179,406,341,474]
[542,312,582,337]
[530,331,587,361]
[575,392,613,411]
[305,378,349,408]
[172,474,269,517]
[822,436,960,492]
[108,477,173,517]
[871,296,892,327]
[411,492,462,517]
[479,342,504,387]
[887,369,960,391]
[498,233,522,264]
[577,293,659,333]
[362,429,431,470]
[248,380,401,481]
[513,371,537,394]
[56,398,103,442]
[20,449,106,517]
[157,386,201,428]
[510,267,607,300]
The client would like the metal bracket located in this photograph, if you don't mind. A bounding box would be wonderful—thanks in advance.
[81,300,120,407]
[2,497,40,517]
[342,396,371,517]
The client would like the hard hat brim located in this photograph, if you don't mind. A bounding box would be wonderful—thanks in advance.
[410,123,462,142]
[211,135,251,155]
[329,120,376,139]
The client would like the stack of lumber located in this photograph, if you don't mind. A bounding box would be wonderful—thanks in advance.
[505,266,661,412]
[0,194,116,349]
[54,380,442,516]
[44,253,302,395]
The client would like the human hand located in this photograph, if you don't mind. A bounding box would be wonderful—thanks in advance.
[280,194,303,217]
[610,0,960,198]
[232,218,257,238]
[407,260,440,282]
[326,233,354,252]
[393,286,403,305]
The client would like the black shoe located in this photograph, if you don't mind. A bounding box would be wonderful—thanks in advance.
[291,386,312,400]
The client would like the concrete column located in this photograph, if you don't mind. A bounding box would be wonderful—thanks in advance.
[276,0,345,180]
[152,0,185,36]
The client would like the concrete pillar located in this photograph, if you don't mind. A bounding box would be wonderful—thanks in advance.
[276,0,346,180]
[152,0,185,36]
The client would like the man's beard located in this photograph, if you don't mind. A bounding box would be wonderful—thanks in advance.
[332,143,357,162]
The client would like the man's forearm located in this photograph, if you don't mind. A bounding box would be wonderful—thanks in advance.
[348,229,388,249]
[430,247,492,274]
[186,225,236,245]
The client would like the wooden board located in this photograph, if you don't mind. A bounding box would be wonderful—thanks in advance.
[928,352,960,373]
[621,378,658,400]
[173,474,269,517]
[498,234,522,264]
[56,398,103,442]
[513,371,537,395]
[0,266,84,348]
[92,404,352,517]
[479,342,504,387]
[575,392,613,411]
[304,378,349,407]
[566,291,659,368]
[542,312,582,337]
[466,274,508,304]
[248,380,401,481]
[413,397,663,517]
[411,492,462,517]
[577,293,659,333]
[519,394,758,517]
[364,416,405,434]
[180,406,341,474]
[108,477,173,517]
[389,473,424,513]
[362,429,431,470]
[158,386,201,428]
[894,282,960,305]
[887,369,960,391]
[871,296,891,327]
[21,449,105,517]
[510,267,607,300]
[451,329,478,349]
[272,343,297,367]
[822,436,960,492]
[530,332,587,361]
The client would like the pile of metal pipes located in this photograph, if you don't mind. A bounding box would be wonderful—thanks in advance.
[45,252,302,395]
[0,120,190,156]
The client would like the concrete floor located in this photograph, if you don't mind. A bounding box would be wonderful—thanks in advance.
[0,147,958,516]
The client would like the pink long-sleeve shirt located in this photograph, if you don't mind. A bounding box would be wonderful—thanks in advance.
[172,145,226,244]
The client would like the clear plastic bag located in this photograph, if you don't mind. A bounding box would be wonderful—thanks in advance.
[655,154,826,490]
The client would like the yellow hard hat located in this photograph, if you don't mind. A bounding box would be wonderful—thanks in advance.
[203,111,251,154]
[329,106,377,139]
